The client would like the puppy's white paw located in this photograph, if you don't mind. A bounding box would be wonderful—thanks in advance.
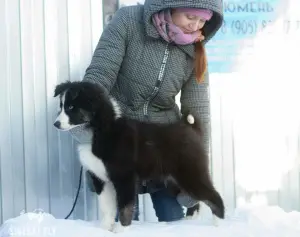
[100,219,115,231]
[112,222,130,233]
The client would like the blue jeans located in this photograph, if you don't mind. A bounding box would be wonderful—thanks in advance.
[150,187,184,221]
[116,187,184,222]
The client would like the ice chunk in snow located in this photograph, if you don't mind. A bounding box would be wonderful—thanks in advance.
[0,205,300,237]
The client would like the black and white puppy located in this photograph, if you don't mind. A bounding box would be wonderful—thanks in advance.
[53,81,225,232]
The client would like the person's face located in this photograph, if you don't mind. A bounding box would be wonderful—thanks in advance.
[171,9,206,33]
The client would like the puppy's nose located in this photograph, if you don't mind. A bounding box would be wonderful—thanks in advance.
[53,121,61,129]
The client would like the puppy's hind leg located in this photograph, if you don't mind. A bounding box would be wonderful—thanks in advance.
[187,178,224,220]
[173,161,225,220]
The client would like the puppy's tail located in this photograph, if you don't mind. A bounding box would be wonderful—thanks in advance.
[182,113,202,134]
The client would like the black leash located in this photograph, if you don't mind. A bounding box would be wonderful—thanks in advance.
[64,166,83,219]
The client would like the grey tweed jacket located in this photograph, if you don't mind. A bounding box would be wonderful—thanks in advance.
[69,0,223,202]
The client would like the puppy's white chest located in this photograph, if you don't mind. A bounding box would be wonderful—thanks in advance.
[77,144,108,182]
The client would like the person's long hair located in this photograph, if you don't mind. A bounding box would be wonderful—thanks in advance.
[194,41,207,83]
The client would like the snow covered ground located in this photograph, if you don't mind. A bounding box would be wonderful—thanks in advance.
[1,204,300,237]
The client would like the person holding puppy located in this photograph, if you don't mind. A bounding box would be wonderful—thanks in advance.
[69,0,223,222]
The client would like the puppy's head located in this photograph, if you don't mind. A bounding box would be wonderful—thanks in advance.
[53,81,102,131]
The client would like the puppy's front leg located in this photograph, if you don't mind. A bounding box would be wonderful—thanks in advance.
[97,181,117,231]
[113,175,136,233]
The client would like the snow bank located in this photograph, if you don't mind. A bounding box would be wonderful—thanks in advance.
[1,205,300,237]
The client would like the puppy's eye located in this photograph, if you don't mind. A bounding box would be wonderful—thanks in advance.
[68,105,74,110]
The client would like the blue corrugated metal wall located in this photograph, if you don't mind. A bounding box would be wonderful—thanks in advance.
[0,0,105,224]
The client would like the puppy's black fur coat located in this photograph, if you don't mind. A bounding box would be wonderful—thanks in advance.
[54,81,225,227]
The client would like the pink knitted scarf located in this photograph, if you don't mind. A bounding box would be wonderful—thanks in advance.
[152,8,213,45]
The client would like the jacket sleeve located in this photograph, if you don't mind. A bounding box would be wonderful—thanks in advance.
[82,7,129,93]
[69,7,129,144]
[180,70,211,156]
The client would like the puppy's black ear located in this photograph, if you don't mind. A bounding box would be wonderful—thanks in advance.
[54,81,71,97]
